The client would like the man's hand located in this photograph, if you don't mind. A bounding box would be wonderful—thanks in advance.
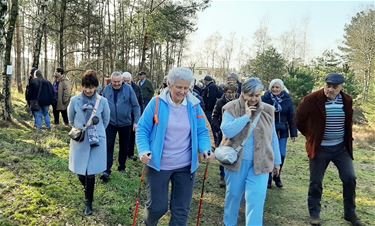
[140,153,151,164]
[133,123,138,132]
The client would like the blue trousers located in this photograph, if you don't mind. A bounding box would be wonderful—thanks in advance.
[144,165,195,226]
[33,105,51,130]
[224,160,268,226]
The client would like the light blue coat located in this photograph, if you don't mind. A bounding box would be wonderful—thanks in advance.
[68,93,110,175]
[136,89,211,173]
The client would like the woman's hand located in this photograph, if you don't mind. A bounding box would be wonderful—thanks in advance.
[140,153,152,164]
[245,101,257,118]
[202,152,215,162]
[272,165,280,177]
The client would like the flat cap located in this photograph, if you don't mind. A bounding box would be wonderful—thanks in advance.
[325,73,345,85]
[204,75,213,81]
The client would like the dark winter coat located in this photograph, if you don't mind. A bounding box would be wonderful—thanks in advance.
[201,81,223,112]
[211,96,230,146]
[138,79,154,106]
[131,81,144,113]
[296,89,353,160]
[262,91,298,139]
[26,77,55,107]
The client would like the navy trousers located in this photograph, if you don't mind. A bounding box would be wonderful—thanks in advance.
[308,142,357,219]
[144,165,195,226]
[105,124,131,174]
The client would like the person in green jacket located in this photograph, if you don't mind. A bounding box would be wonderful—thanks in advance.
[137,71,154,108]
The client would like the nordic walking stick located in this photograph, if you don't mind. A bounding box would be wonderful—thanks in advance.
[132,154,150,226]
[196,153,210,226]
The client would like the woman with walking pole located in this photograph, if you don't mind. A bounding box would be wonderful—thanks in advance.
[136,67,213,226]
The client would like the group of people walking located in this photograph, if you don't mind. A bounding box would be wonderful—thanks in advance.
[25,66,363,225]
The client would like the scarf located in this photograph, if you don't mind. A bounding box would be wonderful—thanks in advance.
[270,93,283,112]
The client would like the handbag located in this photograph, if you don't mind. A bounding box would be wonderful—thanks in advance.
[69,95,101,142]
[215,113,261,165]
[68,127,85,142]
[29,81,43,111]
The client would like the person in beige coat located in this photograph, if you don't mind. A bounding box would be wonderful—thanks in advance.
[52,67,72,125]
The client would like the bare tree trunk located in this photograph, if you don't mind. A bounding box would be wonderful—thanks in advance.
[107,0,113,73]
[32,0,47,69]
[44,29,48,79]
[15,17,23,93]
[165,40,169,75]
[2,0,19,120]
[21,13,27,83]
[150,41,154,80]
[59,0,66,68]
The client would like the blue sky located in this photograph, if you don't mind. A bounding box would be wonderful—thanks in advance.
[188,0,374,62]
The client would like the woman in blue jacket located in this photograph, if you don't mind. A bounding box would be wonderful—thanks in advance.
[262,78,297,188]
[68,70,110,215]
[136,67,212,226]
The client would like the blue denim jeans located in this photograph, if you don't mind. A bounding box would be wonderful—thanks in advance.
[33,105,51,130]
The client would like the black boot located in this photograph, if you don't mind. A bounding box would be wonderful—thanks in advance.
[274,156,285,188]
[267,173,272,189]
[84,175,95,216]
[84,200,93,216]
[273,175,283,188]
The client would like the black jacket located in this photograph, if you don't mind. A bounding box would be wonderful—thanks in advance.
[211,96,230,146]
[262,91,298,138]
[131,81,144,113]
[26,78,55,107]
[202,81,223,112]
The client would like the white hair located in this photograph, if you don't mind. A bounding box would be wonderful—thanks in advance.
[167,67,194,85]
[122,72,132,79]
[111,71,123,79]
[269,78,289,93]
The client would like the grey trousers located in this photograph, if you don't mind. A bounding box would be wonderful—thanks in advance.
[144,165,195,226]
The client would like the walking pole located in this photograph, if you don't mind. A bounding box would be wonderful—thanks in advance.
[196,154,210,226]
[132,154,150,226]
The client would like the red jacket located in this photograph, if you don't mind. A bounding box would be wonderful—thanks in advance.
[296,89,353,159]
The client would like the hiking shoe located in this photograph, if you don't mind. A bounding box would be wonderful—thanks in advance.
[273,175,283,188]
[84,201,93,216]
[345,216,365,226]
[219,177,226,188]
[100,173,110,183]
[309,217,321,225]
[117,166,126,172]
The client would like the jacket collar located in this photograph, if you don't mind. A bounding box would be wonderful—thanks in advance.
[159,87,200,106]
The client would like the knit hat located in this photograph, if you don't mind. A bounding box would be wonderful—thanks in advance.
[204,75,213,81]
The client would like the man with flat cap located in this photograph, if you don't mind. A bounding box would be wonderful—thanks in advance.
[296,73,363,226]
[201,75,223,124]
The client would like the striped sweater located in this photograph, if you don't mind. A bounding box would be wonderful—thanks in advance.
[321,94,345,146]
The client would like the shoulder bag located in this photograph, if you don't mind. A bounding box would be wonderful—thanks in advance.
[215,113,262,165]
[69,95,101,142]
[29,81,43,111]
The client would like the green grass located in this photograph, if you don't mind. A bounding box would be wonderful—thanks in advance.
[0,91,374,225]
